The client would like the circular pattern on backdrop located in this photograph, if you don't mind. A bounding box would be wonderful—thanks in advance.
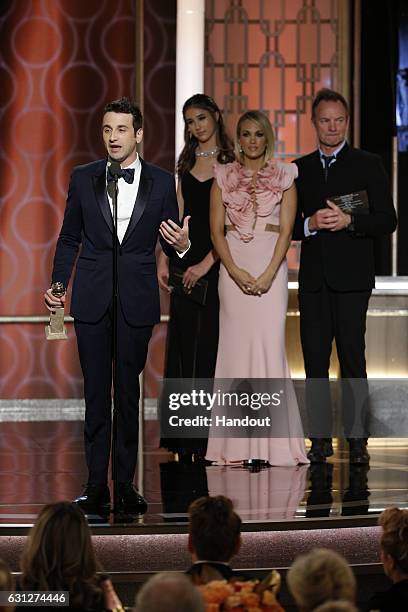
[13,197,62,248]
[0,64,17,111]
[0,242,19,295]
[146,62,176,114]
[58,0,106,22]
[0,1,166,400]
[13,17,62,66]
[102,17,137,67]
[56,63,107,112]
[0,327,19,384]
[0,154,19,202]
[14,108,62,156]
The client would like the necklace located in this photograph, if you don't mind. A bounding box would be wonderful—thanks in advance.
[195,146,219,158]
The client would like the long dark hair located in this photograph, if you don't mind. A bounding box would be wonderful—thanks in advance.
[20,502,103,610]
[177,94,234,177]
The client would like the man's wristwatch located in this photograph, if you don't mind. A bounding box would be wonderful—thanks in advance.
[346,213,355,232]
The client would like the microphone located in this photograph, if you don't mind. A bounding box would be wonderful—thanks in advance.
[109,161,121,177]
[107,161,121,199]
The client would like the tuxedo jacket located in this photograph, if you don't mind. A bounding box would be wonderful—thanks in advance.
[52,158,178,326]
[293,144,397,292]
[186,561,253,584]
[186,561,234,584]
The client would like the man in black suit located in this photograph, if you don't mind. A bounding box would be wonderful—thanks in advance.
[45,98,189,513]
[294,88,397,464]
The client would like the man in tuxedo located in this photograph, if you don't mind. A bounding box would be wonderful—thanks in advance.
[45,97,189,513]
[186,495,242,584]
[294,88,397,464]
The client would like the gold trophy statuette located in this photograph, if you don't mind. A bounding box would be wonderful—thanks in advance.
[45,282,68,340]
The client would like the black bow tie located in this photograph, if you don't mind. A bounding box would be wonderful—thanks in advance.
[107,166,135,184]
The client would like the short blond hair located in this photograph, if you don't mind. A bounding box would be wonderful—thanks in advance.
[287,548,356,611]
[135,572,204,612]
[235,110,275,163]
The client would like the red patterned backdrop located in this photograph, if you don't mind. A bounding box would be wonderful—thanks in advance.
[0,0,341,400]
[0,0,138,398]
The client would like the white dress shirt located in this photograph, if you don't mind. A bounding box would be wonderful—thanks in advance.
[106,157,141,244]
[106,155,188,256]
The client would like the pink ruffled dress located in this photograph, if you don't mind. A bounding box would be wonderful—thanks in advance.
[205,160,309,466]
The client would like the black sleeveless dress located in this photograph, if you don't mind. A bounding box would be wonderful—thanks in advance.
[160,172,220,454]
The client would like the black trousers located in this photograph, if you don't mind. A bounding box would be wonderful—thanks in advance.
[75,305,152,484]
[299,283,371,439]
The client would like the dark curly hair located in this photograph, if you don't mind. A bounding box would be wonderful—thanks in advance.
[104,96,143,133]
[188,495,241,561]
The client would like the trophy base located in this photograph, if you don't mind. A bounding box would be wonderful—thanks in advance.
[45,325,68,340]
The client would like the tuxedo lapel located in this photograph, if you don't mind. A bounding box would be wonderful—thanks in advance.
[92,164,113,233]
[311,149,325,185]
[122,160,153,244]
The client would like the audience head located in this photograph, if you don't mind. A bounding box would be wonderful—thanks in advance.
[287,548,356,611]
[20,501,102,609]
[310,89,349,153]
[311,88,349,121]
[379,507,408,581]
[134,572,204,612]
[313,601,358,612]
[0,559,15,612]
[235,110,275,163]
[177,93,234,175]
[188,495,241,562]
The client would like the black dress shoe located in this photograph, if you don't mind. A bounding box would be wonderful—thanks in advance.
[73,483,111,514]
[307,439,333,463]
[116,483,148,515]
[349,439,370,465]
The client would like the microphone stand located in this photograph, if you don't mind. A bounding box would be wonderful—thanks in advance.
[108,162,121,515]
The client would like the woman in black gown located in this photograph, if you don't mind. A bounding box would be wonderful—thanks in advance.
[158,94,234,461]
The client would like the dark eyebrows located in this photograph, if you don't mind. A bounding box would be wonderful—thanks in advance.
[102,124,129,129]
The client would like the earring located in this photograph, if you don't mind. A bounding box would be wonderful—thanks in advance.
[238,143,243,153]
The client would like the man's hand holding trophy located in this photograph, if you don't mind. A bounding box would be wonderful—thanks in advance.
[44,281,68,340]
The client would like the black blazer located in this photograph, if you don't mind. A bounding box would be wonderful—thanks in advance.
[293,144,397,292]
[365,578,408,611]
[52,158,178,326]
[186,561,253,584]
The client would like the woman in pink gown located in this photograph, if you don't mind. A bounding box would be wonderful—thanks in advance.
[206,111,308,466]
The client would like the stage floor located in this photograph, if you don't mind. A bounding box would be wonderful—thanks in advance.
[0,419,407,530]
